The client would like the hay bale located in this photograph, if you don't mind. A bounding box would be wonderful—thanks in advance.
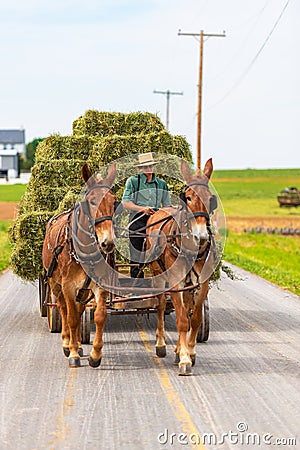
[10,211,53,281]
[10,110,193,281]
[35,135,97,163]
[72,110,165,137]
[31,159,86,189]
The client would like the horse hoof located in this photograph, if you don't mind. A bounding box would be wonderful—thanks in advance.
[174,353,180,365]
[69,357,81,368]
[88,356,102,368]
[156,346,166,358]
[63,348,70,357]
[178,363,192,376]
[191,354,196,366]
[78,347,83,357]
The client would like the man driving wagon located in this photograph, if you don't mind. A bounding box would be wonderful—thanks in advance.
[121,152,171,278]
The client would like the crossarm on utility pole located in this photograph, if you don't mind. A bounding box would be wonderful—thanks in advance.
[153,89,183,130]
[178,30,226,170]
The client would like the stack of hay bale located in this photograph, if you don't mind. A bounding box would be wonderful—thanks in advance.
[10,110,192,281]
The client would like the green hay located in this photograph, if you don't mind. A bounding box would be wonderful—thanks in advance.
[10,211,53,281]
[10,110,194,281]
[72,110,165,137]
[35,135,97,163]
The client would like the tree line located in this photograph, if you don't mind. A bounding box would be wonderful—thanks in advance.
[19,138,44,171]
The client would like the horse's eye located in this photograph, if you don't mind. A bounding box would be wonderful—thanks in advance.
[186,196,192,202]
[90,201,97,207]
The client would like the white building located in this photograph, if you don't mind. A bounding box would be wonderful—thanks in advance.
[0,129,25,179]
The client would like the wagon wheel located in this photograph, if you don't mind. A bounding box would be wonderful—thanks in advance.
[81,308,91,344]
[38,274,48,318]
[197,297,209,343]
[47,293,62,333]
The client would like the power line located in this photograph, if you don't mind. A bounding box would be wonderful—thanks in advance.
[206,0,291,111]
[211,0,270,81]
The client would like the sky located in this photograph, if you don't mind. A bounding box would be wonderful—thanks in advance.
[0,0,299,170]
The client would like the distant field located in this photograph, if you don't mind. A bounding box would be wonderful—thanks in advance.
[224,232,300,296]
[212,168,300,295]
[212,168,300,220]
[0,221,12,273]
[0,184,26,202]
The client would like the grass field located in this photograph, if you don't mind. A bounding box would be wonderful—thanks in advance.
[0,184,26,202]
[212,168,300,219]
[212,168,300,296]
[0,221,13,273]
[224,232,300,296]
[0,170,299,296]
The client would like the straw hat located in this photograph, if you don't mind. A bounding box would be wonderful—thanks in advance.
[136,152,158,167]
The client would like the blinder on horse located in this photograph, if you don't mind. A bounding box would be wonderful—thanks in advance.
[179,181,218,216]
[79,183,115,225]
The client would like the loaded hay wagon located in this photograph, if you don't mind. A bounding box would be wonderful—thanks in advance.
[10,110,220,358]
[277,187,300,207]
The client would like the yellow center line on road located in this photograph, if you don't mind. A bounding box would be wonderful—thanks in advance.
[48,368,77,449]
[137,322,206,450]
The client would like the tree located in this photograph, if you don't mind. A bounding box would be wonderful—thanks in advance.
[21,138,44,170]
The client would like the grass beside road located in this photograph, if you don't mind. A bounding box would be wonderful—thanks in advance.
[224,232,300,296]
[0,221,13,273]
[213,168,300,296]
[0,184,27,202]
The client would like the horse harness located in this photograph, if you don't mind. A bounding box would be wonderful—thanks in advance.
[45,183,114,304]
[45,181,217,302]
[130,181,217,278]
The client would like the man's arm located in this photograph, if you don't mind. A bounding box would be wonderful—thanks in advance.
[121,201,155,215]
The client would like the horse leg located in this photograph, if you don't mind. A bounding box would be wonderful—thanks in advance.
[56,291,70,357]
[171,291,192,375]
[50,281,71,357]
[63,284,82,368]
[76,304,85,357]
[89,290,108,368]
[187,283,209,366]
[155,293,167,357]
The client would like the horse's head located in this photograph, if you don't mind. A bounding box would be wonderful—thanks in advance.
[82,163,117,254]
[180,158,215,251]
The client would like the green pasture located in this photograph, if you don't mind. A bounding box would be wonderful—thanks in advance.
[218,198,300,218]
[224,232,300,296]
[212,168,300,198]
[0,221,13,273]
[212,168,300,217]
[0,184,27,202]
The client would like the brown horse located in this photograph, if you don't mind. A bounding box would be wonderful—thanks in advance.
[145,158,215,375]
[42,163,117,367]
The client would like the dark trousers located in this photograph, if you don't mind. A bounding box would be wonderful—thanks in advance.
[129,214,148,278]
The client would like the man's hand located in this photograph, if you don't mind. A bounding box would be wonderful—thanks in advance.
[140,207,155,215]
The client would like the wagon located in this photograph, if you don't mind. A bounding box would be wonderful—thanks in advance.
[11,111,216,356]
[277,187,300,207]
[38,260,210,345]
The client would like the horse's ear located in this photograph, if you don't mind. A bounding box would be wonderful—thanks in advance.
[105,162,117,187]
[82,164,93,183]
[180,159,192,183]
[203,158,213,180]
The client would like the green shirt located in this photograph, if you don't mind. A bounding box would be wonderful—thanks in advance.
[122,173,171,209]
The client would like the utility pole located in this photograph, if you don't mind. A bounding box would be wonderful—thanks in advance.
[153,89,183,130]
[178,30,225,169]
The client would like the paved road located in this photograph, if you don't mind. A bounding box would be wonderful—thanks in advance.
[0,268,299,450]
